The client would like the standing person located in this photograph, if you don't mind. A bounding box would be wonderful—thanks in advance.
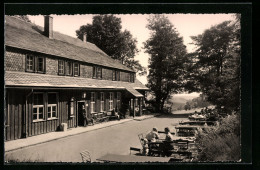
[146,127,160,142]
[82,105,87,127]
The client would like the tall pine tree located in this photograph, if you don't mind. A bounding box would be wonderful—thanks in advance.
[144,15,187,112]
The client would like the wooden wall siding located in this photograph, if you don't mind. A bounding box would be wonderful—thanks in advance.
[5,89,126,141]
[5,51,25,72]
[60,90,81,129]
[5,89,25,141]
[120,71,130,82]
[80,64,92,78]
[46,57,58,75]
[6,49,135,84]
[102,68,113,80]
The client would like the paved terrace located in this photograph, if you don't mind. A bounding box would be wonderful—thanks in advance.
[5,115,157,153]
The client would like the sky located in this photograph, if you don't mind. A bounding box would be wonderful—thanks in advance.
[28,14,235,98]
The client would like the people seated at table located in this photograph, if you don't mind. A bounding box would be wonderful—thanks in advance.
[146,127,160,142]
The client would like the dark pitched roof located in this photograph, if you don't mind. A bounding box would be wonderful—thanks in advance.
[5,16,134,72]
[5,71,149,92]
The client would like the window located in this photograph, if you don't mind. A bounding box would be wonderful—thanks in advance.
[91,92,96,113]
[130,73,135,83]
[97,67,102,79]
[100,92,104,112]
[112,70,116,81]
[93,66,102,79]
[58,60,65,75]
[109,92,113,111]
[93,67,96,78]
[65,61,73,76]
[116,71,120,81]
[117,92,121,109]
[74,63,80,76]
[26,55,34,71]
[37,57,44,72]
[33,93,44,121]
[26,55,45,73]
[47,93,57,119]
[70,97,75,117]
[63,61,80,77]
[128,73,131,82]
[112,70,120,81]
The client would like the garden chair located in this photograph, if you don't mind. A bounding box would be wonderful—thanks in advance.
[138,133,146,146]
[80,149,91,163]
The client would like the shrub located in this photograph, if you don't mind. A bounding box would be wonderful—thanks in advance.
[195,114,240,162]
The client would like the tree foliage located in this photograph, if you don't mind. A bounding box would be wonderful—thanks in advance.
[144,15,187,112]
[187,16,241,112]
[76,15,146,75]
[195,114,240,161]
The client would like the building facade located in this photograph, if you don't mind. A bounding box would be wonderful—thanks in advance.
[4,16,148,141]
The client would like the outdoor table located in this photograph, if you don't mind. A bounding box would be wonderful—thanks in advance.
[179,121,216,126]
[158,131,175,135]
[96,154,171,163]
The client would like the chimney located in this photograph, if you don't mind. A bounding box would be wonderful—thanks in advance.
[83,32,87,43]
[44,15,53,39]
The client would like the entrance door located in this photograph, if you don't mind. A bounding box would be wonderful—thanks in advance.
[78,102,85,126]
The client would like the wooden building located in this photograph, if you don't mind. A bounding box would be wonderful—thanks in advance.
[4,16,149,141]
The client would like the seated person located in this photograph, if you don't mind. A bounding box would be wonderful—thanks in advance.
[142,138,149,156]
[164,127,174,142]
[111,108,120,119]
[163,127,175,156]
[146,127,160,142]
[87,113,94,125]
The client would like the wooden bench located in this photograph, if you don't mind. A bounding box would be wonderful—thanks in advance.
[130,147,141,155]
[107,111,120,120]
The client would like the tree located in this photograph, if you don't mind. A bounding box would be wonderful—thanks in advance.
[189,17,241,112]
[76,15,146,75]
[144,15,187,112]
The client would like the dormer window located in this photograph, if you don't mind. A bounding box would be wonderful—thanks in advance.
[26,55,34,72]
[74,63,80,76]
[93,66,102,79]
[62,61,80,77]
[58,60,65,75]
[130,73,135,83]
[116,71,120,81]
[37,57,44,72]
[26,55,45,73]
[65,61,73,76]
[112,70,116,81]
[112,70,120,81]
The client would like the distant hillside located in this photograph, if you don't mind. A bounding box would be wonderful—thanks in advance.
[169,96,191,111]
[171,97,187,104]
[169,93,210,111]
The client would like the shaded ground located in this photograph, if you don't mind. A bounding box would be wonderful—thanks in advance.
[5,116,187,163]
[172,108,203,114]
